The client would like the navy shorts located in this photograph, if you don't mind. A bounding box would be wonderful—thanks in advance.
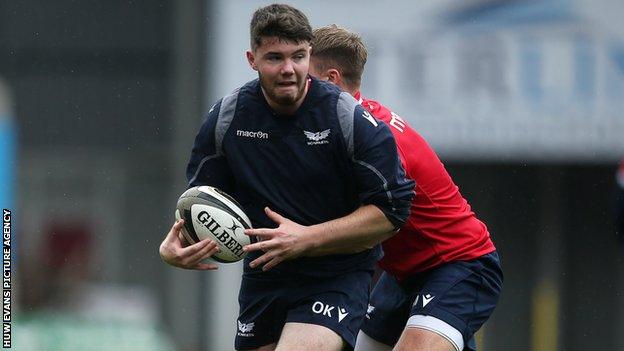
[235,269,373,350]
[361,252,503,351]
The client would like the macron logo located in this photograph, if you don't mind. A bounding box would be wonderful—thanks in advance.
[338,308,349,322]
[413,293,435,308]
[422,294,435,307]
[236,130,269,139]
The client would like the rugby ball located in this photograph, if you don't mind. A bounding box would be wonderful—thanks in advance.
[175,186,252,263]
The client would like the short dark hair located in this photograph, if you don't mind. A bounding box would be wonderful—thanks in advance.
[250,4,313,51]
[311,25,367,90]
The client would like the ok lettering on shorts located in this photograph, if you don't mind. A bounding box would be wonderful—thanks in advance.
[236,269,373,350]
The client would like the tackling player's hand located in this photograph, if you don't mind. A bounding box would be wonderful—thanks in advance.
[243,207,312,271]
[159,219,221,270]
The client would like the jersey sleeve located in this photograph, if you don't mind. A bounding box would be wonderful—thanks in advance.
[186,100,234,192]
[351,103,415,229]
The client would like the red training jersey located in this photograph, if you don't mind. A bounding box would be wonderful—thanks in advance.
[355,92,496,281]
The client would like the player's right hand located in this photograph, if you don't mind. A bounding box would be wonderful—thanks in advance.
[159,219,221,270]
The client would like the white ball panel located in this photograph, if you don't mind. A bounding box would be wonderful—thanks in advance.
[190,204,250,262]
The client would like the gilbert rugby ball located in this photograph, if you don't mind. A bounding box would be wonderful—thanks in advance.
[175,186,252,263]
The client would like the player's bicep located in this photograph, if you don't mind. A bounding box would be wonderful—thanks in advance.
[352,106,415,228]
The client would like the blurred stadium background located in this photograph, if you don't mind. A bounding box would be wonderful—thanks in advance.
[1,0,624,350]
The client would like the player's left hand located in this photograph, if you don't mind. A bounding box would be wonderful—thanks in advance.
[243,207,311,271]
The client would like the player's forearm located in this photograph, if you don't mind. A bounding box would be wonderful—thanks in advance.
[302,204,396,256]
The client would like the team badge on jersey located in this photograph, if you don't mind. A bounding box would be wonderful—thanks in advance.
[303,129,331,145]
[237,320,255,337]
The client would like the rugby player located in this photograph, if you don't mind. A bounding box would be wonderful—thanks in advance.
[308,25,503,351]
[160,6,415,351]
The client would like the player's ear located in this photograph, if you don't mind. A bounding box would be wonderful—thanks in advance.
[327,68,341,85]
[246,50,257,71]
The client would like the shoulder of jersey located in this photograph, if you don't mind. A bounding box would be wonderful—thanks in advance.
[362,98,391,121]
[238,78,260,96]
[313,77,343,96]
[209,79,258,109]
[227,78,265,110]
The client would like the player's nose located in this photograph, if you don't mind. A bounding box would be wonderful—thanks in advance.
[280,59,295,75]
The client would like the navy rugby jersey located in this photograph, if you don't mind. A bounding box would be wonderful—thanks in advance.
[186,77,414,277]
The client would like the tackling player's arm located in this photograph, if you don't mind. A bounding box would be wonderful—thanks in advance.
[244,103,415,270]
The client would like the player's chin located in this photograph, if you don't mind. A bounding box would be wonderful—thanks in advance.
[277,87,305,105]
[273,92,298,106]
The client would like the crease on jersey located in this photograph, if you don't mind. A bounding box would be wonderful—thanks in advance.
[188,154,220,186]
[352,158,393,206]
[188,88,239,186]
[336,91,394,207]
